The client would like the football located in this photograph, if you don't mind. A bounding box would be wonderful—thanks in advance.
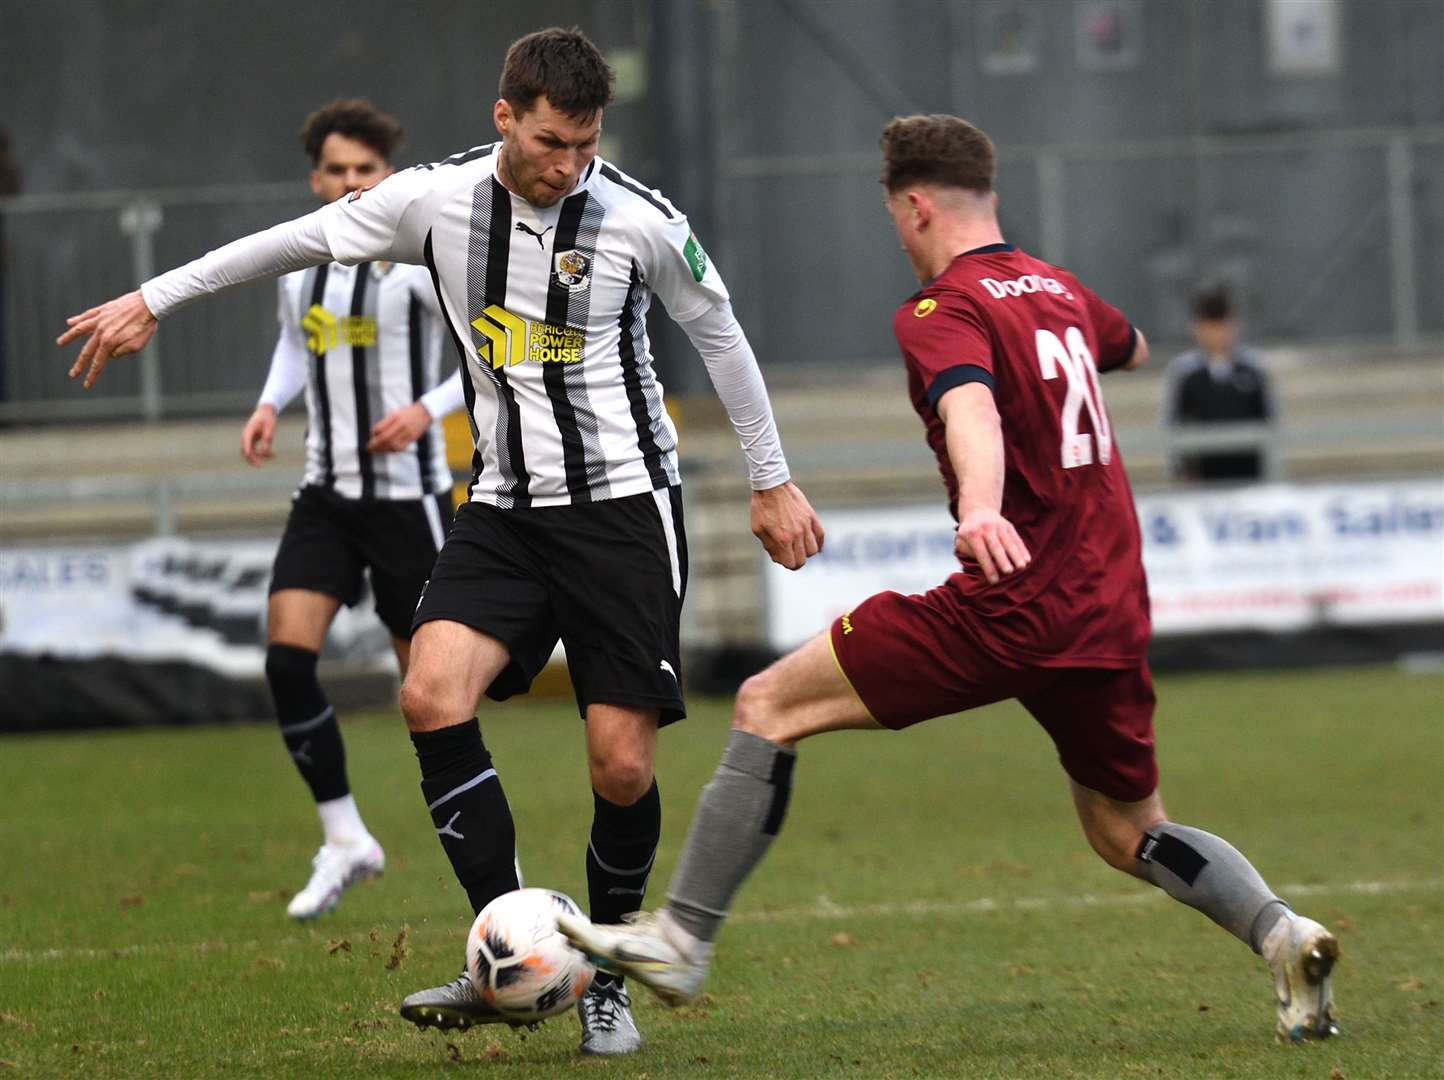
[465,888,597,1022]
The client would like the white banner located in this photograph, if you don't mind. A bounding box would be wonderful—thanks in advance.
[0,538,394,676]
[763,479,1444,650]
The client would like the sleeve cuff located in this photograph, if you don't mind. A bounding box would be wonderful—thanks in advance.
[926,364,994,408]
[1097,325,1137,372]
[750,466,792,492]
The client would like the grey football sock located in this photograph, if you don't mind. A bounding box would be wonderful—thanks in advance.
[666,730,796,943]
[1136,822,1290,952]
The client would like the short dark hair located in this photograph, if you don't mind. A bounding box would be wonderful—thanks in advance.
[1192,285,1234,322]
[299,98,404,165]
[880,115,995,195]
[499,27,614,119]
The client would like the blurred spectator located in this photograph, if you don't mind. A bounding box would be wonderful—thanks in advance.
[1161,285,1276,482]
[0,127,19,405]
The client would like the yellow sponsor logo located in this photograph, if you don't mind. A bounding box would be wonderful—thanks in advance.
[840,613,855,635]
[470,304,585,369]
[913,298,937,318]
[302,304,377,354]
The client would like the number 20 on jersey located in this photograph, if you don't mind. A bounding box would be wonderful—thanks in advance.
[1035,327,1112,469]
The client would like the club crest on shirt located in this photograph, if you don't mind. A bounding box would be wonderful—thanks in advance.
[552,249,592,293]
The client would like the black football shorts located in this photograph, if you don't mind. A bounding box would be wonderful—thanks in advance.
[413,486,688,725]
[270,484,453,639]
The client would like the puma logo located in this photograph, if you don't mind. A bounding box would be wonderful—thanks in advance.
[436,811,465,841]
[659,659,677,682]
[514,221,553,249]
[290,740,313,767]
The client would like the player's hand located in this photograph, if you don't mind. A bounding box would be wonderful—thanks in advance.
[750,481,824,571]
[368,401,431,453]
[955,507,1031,584]
[57,289,158,389]
[241,405,278,467]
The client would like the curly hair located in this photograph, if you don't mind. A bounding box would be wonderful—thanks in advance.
[499,27,614,119]
[880,115,995,195]
[299,98,404,165]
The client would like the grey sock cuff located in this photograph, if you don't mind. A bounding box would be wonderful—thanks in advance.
[720,729,795,782]
[1249,898,1291,954]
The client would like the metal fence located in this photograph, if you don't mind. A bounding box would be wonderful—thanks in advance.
[710,124,1444,371]
[3,123,1440,422]
[0,184,313,422]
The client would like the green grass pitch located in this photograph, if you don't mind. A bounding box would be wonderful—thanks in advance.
[1,665,1440,1077]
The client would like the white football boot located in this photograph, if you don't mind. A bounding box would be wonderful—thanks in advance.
[285,838,385,920]
[556,909,712,1007]
[576,978,642,1056]
[1261,913,1341,1042]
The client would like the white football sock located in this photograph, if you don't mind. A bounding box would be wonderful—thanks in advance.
[317,794,370,847]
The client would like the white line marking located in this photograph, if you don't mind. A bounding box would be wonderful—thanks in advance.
[2,878,1436,964]
[730,876,1443,924]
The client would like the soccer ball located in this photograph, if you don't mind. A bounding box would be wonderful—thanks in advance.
[465,888,596,1022]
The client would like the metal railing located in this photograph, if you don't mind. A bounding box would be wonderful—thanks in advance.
[712,124,1444,370]
[3,124,1442,422]
[0,183,313,423]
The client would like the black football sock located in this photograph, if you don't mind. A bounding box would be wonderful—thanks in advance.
[586,780,661,989]
[1136,822,1290,952]
[666,730,796,944]
[266,643,348,803]
[411,718,520,914]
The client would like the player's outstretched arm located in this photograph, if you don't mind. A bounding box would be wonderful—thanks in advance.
[58,290,158,389]
[58,200,381,389]
[936,383,1031,584]
[750,481,824,571]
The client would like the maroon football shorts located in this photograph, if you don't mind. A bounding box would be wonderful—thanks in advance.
[829,584,1158,803]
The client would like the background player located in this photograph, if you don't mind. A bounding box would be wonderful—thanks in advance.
[559,114,1341,1045]
[56,28,823,1057]
[241,99,464,920]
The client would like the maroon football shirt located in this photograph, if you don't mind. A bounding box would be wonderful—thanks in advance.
[892,243,1151,667]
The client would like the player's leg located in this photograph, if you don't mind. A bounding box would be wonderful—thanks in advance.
[395,618,523,1030]
[398,618,522,910]
[663,630,878,942]
[364,490,454,682]
[559,629,879,1006]
[265,488,382,919]
[365,494,528,912]
[583,703,661,932]
[1025,666,1339,1041]
[567,703,661,1054]
[558,583,1033,1004]
[397,502,559,1031]
[267,588,346,806]
[541,487,697,1052]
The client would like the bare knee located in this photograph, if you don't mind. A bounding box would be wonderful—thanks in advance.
[1073,784,1166,877]
[588,749,653,805]
[1085,824,1147,874]
[732,669,792,743]
[400,670,464,732]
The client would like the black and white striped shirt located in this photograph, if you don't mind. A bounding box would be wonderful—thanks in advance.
[141,145,789,509]
[319,145,731,508]
[264,262,456,500]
